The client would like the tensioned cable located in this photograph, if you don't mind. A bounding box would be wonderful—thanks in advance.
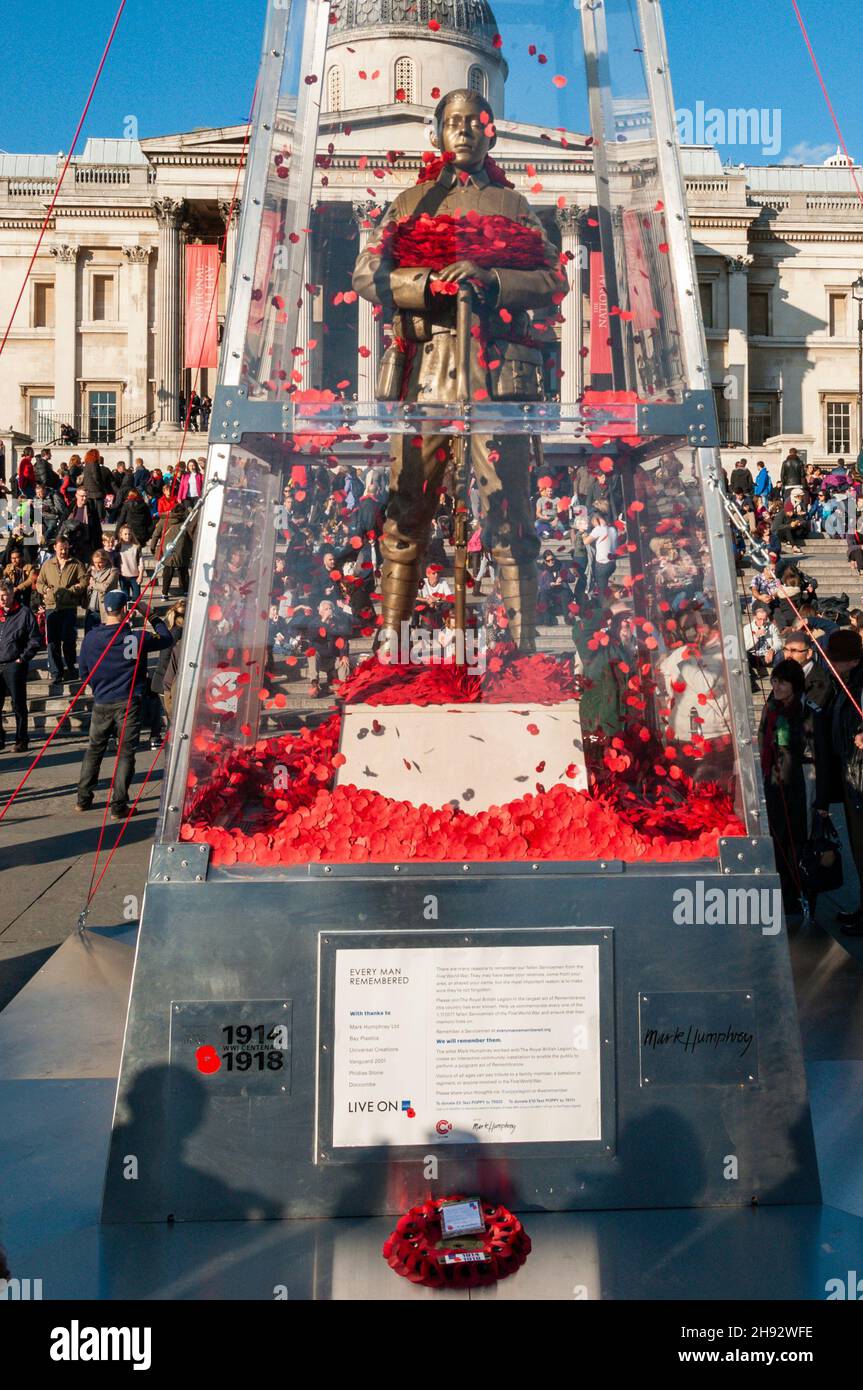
[0,0,128,361]
[790,0,863,207]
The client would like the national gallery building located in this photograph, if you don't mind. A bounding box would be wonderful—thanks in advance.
[1,0,862,471]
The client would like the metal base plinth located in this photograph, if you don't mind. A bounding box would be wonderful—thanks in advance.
[100,867,820,1222]
[0,925,861,1298]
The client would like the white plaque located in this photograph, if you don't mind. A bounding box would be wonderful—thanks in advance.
[336,703,587,813]
[331,944,602,1147]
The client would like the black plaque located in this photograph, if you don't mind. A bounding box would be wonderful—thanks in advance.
[170,999,293,1096]
[639,991,757,1086]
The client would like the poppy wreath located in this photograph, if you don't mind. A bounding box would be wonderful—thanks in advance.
[382,1197,531,1290]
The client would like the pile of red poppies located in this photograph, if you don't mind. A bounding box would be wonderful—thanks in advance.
[378,211,548,272]
[338,651,580,706]
[179,697,742,870]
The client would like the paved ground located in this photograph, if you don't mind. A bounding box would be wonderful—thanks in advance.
[0,729,161,1012]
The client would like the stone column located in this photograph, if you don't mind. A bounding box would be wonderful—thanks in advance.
[352,201,383,401]
[725,254,752,445]
[218,197,241,305]
[555,206,587,404]
[121,246,152,427]
[50,244,78,424]
[153,196,186,429]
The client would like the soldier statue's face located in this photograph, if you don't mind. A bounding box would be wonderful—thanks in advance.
[434,94,493,172]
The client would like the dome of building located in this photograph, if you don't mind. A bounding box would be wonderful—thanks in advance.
[324,0,508,118]
[331,0,501,46]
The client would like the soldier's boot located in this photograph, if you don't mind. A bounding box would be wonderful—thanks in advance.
[498,564,538,655]
[378,555,423,650]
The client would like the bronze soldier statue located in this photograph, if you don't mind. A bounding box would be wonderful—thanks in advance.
[353,88,567,652]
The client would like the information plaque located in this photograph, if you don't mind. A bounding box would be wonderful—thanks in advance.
[317,930,614,1161]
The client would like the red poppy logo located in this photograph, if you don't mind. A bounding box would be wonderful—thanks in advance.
[195,1045,221,1074]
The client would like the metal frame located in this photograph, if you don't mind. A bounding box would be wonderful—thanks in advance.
[580,0,628,387]
[100,0,816,1228]
[636,0,764,833]
[158,3,293,845]
[207,393,719,445]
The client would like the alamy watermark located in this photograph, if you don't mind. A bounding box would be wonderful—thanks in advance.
[377,621,487,674]
[672,882,782,936]
[676,103,781,158]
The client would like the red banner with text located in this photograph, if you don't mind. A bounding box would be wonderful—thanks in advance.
[589,250,612,377]
[184,244,221,369]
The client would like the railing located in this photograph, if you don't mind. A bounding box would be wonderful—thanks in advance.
[806,196,861,213]
[73,166,132,187]
[36,410,157,447]
[717,416,776,448]
[7,179,57,198]
[749,197,791,212]
[685,179,730,195]
[747,415,776,447]
[718,417,746,447]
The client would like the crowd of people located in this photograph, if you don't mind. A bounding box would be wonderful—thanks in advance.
[727,447,860,560]
[6,434,863,933]
[733,449,863,931]
[0,448,196,786]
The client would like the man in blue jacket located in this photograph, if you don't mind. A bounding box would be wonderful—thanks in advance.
[0,579,41,751]
[754,460,772,499]
[76,591,174,819]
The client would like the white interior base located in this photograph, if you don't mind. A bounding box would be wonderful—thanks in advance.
[336,702,587,811]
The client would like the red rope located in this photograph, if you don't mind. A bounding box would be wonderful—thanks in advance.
[790,0,863,207]
[87,733,170,903]
[0,0,128,361]
[0,566,161,822]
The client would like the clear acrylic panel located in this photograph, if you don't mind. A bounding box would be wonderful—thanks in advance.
[174,433,745,867]
[162,0,757,867]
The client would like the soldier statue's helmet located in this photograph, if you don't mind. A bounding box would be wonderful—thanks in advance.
[431,88,497,150]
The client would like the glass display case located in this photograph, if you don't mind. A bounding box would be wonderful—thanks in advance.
[158,0,758,870]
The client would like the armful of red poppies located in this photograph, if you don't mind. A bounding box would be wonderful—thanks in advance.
[492,201,569,312]
[353,204,432,311]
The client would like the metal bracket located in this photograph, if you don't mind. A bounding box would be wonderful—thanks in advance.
[637,391,719,448]
[718,837,776,876]
[212,384,720,446]
[211,385,288,443]
[150,843,211,884]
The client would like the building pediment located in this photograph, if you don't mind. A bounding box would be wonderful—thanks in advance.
[139,125,250,160]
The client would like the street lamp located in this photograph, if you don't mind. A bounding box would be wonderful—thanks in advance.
[853,272,863,473]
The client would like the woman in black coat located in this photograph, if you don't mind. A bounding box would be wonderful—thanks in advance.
[116,490,154,545]
[759,658,819,912]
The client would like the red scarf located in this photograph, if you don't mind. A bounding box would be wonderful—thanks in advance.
[416,150,514,187]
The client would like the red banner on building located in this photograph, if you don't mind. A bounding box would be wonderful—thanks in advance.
[622,210,658,333]
[589,250,612,376]
[247,209,280,342]
[184,244,221,369]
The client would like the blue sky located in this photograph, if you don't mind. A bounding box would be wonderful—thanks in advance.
[0,0,858,168]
